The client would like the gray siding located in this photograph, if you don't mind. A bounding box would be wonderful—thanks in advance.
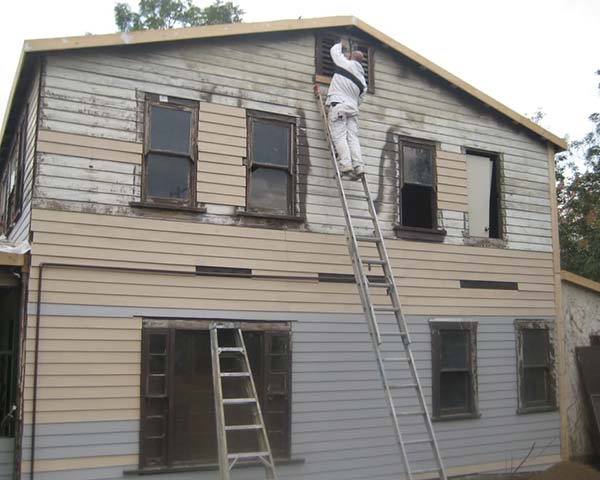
[35,31,552,251]
[0,437,14,480]
[23,306,560,479]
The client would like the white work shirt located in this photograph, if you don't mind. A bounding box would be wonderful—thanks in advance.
[326,43,367,112]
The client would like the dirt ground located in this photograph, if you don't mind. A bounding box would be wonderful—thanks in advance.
[454,461,600,480]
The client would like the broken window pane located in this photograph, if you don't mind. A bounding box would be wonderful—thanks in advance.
[441,330,469,370]
[252,120,290,167]
[146,153,190,201]
[523,329,548,366]
[248,167,289,213]
[403,145,433,186]
[150,105,192,154]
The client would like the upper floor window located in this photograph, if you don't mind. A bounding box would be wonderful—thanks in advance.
[466,151,502,239]
[431,321,479,420]
[0,110,27,233]
[316,33,374,93]
[515,320,556,413]
[143,95,197,206]
[246,111,296,216]
[398,139,437,230]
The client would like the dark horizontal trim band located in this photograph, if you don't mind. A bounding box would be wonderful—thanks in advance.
[318,273,385,283]
[196,266,252,277]
[460,280,519,290]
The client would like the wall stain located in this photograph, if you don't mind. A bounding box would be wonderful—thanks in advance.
[296,108,310,219]
[375,127,399,220]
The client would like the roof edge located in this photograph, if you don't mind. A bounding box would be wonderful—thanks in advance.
[3,15,567,152]
[561,270,600,294]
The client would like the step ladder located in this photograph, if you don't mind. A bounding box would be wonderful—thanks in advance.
[210,322,277,480]
[314,85,447,480]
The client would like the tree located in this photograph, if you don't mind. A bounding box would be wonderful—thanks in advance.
[555,70,600,281]
[115,0,243,32]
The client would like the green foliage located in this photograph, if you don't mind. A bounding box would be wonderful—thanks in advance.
[115,0,243,32]
[556,70,600,282]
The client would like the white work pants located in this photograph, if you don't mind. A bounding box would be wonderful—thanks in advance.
[328,104,363,169]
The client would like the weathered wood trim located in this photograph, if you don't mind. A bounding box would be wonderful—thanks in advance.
[560,270,600,294]
[547,143,568,459]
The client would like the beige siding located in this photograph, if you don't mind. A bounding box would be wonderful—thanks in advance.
[29,209,555,317]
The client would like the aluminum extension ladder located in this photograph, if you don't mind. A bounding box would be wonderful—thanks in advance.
[210,322,277,480]
[314,85,447,480]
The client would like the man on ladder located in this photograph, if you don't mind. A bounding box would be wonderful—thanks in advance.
[326,38,368,179]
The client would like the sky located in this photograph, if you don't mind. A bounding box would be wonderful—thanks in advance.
[1,0,599,144]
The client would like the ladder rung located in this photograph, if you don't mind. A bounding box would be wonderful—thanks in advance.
[411,467,442,475]
[374,306,399,313]
[223,398,257,405]
[345,193,369,200]
[225,424,262,431]
[219,347,245,353]
[356,235,380,243]
[228,451,270,460]
[220,372,250,377]
[397,410,426,416]
[362,258,386,265]
[383,356,409,362]
[368,281,392,288]
[351,214,375,220]
[404,438,433,446]
[389,383,418,389]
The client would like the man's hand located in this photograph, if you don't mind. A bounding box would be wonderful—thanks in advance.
[340,37,351,53]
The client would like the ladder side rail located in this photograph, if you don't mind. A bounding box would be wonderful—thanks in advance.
[361,176,412,345]
[236,330,277,479]
[210,326,231,480]
[405,345,447,479]
[315,90,381,344]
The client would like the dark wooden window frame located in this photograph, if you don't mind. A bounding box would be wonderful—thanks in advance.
[515,319,557,414]
[139,319,292,471]
[142,94,198,207]
[315,33,375,94]
[1,108,28,234]
[395,137,446,242]
[430,321,479,421]
[465,148,503,240]
[245,110,297,218]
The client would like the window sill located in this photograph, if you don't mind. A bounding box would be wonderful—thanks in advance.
[394,225,446,243]
[124,457,305,476]
[517,405,558,415]
[463,235,507,248]
[432,412,481,422]
[129,201,207,214]
[236,210,305,223]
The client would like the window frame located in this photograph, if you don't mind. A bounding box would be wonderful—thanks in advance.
[394,137,446,242]
[430,321,479,421]
[142,95,198,207]
[465,148,503,240]
[515,320,557,414]
[315,33,375,94]
[139,319,292,471]
[245,110,297,218]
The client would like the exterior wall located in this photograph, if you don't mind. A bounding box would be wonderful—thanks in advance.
[19,28,562,480]
[562,279,600,460]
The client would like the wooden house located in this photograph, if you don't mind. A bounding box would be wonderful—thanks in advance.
[0,16,568,480]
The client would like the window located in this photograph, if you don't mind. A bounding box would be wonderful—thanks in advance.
[316,33,375,93]
[143,96,197,206]
[140,321,291,470]
[515,320,556,413]
[1,112,27,233]
[246,111,296,216]
[398,139,437,230]
[430,321,478,420]
[466,151,502,239]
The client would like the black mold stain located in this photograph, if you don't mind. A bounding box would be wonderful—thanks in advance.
[375,127,398,217]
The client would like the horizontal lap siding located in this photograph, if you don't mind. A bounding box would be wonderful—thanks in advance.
[0,438,14,480]
[29,209,555,316]
[37,31,553,251]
